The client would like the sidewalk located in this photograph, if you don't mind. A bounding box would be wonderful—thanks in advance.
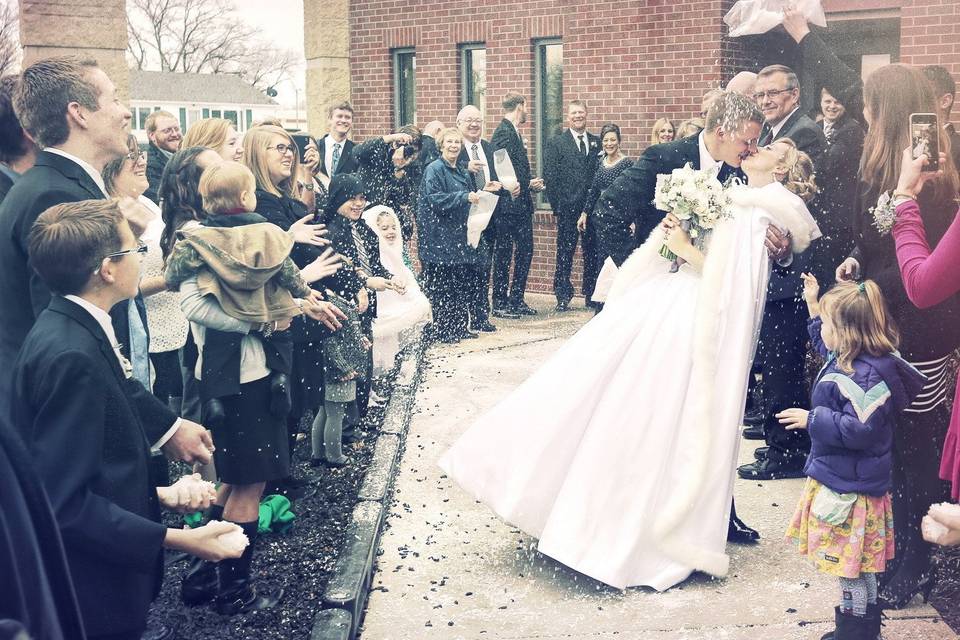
[360,293,955,640]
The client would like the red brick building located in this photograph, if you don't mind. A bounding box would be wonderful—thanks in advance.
[346,0,960,295]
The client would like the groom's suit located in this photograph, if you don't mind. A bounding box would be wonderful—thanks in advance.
[596,133,758,543]
[598,134,744,248]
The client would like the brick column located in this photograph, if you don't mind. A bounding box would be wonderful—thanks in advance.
[304,0,351,135]
[18,0,129,100]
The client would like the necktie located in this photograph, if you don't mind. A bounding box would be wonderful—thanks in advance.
[822,121,834,143]
[332,142,341,173]
[578,134,587,156]
[351,222,372,275]
[471,144,485,191]
[759,125,773,147]
[127,300,151,389]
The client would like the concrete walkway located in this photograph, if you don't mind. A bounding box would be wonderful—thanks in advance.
[361,293,955,640]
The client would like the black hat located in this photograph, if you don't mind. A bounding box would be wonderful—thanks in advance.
[325,173,364,218]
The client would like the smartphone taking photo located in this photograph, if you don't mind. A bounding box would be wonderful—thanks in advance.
[291,133,315,164]
[909,113,939,172]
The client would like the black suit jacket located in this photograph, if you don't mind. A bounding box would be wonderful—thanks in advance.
[144,143,167,205]
[318,136,358,177]
[0,169,13,206]
[0,150,176,439]
[490,118,534,218]
[600,135,743,244]
[765,109,826,161]
[543,129,600,216]
[13,296,167,637]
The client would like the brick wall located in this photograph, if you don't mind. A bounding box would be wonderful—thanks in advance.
[347,0,960,295]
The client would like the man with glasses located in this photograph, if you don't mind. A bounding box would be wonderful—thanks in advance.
[144,110,183,204]
[737,65,825,482]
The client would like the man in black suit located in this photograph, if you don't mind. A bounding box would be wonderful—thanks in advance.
[143,110,182,204]
[600,92,793,543]
[0,57,211,463]
[738,65,827,481]
[317,101,359,178]
[543,100,601,311]
[490,92,545,317]
[923,65,960,169]
[457,105,521,331]
[0,75,38,207]
[15,199,239,639]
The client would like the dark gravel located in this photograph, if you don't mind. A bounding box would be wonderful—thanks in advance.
[146,402,386,640]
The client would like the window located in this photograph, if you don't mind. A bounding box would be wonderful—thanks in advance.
[202,108,210,118]
[460,44,486,120]
[211,109,222,119]
[188,109,202,127]
[137,107,149,131]
[393,48,416,128]
[179,108,187,132]
[535,39,563,209]
[244,109,253,131]
[223,110,239,127]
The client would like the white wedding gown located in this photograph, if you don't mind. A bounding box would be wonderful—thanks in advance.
[438,182,820,591]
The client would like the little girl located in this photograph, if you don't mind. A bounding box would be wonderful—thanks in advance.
[781,275,926,639]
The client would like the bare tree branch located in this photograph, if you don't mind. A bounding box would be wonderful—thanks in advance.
[0,2,22,77]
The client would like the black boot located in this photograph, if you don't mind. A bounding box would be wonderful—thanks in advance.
[214,521,284,615]
[819,607,874,640]
[866,603,883,640]
[181,504,223,605]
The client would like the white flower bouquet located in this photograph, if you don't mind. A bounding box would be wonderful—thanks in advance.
[653,163,732,271]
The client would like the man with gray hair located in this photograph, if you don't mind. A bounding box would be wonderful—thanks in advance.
[752,64,824,157]
[457,105,520,327]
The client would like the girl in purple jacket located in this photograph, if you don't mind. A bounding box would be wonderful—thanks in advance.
[780,276,926,640]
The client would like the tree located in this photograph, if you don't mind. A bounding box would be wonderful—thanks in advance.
[0,1,21,77]
[126,0,298,90]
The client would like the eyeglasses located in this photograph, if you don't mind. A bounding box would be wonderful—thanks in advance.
[267,144,296,156]
[126,150,145,163]
[159,126,182,136]
[102,240,148,262]
[460,118,482,125]
[752,88,796,101]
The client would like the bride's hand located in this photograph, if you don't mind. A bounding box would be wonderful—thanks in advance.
[665,223,692,255]
[660,212,681,231]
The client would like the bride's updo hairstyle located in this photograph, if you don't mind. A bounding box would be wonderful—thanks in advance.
[774,138,818,202]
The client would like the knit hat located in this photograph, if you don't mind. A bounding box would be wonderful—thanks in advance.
[325,174,364,218]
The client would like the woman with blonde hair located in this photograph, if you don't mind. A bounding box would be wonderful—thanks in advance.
[785,9,960,608]
[650,117,676,145]
[181,118,243,162]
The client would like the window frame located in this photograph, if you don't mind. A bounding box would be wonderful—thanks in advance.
[392,47,417,129]
[534,38,563,210]
[459,43,486,118]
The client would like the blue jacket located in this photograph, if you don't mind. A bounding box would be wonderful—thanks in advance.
[416,158,477,265]
[804,317,927,496]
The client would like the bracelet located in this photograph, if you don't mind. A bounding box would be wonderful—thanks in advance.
[892,190,917,201]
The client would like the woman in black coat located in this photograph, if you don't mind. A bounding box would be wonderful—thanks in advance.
[353,125,423,238]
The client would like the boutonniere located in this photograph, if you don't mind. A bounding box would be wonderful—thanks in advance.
[870,191,896,236]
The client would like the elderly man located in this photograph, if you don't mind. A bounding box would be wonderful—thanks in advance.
[457,105,520,328]
[144,109,182,203]
[738,64,826,481]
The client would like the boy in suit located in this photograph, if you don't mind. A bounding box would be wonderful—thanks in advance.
[14,199,243,640]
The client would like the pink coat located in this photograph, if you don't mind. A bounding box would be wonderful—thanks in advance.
[893,200,960,499]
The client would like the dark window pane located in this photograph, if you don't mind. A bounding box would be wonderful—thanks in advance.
[179,107,187,132]
[461,46,487,120]
[395,50,416,127]
[224,110,239,127]
[138,108,148,131]
[536,41,563,208]
[245,109,253,131]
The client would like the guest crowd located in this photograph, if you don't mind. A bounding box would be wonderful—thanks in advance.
[1,7,960,639]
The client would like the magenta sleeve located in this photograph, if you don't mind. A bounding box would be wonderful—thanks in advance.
[892,200,960,309]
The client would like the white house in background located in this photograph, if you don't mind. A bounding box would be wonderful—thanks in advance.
[129,70,279,143]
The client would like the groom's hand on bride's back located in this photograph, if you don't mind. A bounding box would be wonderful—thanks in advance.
[764,225,791,262]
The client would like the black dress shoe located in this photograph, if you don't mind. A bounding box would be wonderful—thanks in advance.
[753,446,770,460]
[741,424,765,440]
[737,458,805,480]
[492,306,520,319]
[457,330,480,340]
[512,302,538,315]
[742,409,765,427]
[727,514,760,544]
[555,299,570,312]
[470,321,497,332]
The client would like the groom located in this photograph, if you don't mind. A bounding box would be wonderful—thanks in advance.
[598,91,792,544]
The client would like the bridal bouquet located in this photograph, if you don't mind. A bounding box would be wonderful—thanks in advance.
[654,163,732,272]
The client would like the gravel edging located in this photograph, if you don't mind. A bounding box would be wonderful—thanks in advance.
[311,336,427,639]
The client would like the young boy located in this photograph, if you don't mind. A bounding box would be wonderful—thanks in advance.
[13,199,244,640]
[165,161,319,325]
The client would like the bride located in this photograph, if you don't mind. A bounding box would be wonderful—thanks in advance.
[438,138,820,591]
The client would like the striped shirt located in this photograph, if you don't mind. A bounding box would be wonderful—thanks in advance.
[904,354,951,413]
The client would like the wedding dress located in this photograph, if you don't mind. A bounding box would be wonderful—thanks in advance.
[438,182,820,590]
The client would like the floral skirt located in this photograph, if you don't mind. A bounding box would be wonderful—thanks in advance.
[785,477,895,578]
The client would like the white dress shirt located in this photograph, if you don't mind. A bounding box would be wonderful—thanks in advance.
[569,128,589,154]
[466,140,491,184]
[323,134,348,175]
[697,132,721,174]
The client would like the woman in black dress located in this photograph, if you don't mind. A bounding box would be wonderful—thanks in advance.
[578,123,635,267]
